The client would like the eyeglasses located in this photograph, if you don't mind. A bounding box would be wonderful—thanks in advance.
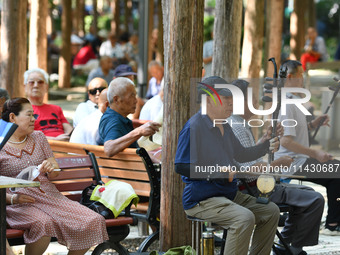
[39,119,58,126]
[88,87,106,95]
[27,80,45,86]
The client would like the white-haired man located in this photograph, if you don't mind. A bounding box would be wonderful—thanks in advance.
[146,61,164,99]
[99,77,161,157]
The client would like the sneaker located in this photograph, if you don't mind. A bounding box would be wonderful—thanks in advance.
[321,227,340,236]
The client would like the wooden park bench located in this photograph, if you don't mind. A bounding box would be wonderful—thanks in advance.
[305,60,340,89]
[7,153,137,255]
[48,140,161,252]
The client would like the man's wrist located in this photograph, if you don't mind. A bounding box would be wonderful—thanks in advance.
[308,121,315,130]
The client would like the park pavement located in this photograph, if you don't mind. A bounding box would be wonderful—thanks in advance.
[11,70,340,254]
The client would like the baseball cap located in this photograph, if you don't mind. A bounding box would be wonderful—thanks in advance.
[114,65,137,77]
[198,76,232,97]
[231,79,249,94]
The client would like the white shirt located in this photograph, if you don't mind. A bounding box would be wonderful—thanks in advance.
[73,100,97,127]
[70,110,103,145]
[274,93,309,174]
[145,77,162,99]
[99,40,125,59]
[139,95,163,121]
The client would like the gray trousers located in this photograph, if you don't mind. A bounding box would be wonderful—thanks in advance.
[248,183,324,247]
[185,191,280,255]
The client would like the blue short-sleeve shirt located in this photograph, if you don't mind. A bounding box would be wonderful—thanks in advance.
[175,111,245,210]
[99,107,138,148]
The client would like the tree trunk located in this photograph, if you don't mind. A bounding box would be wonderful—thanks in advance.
[124,0,131,32]
[160,0,204,250]
[240,0,264,141]
[148,0,155,64]
[308,0,316,28]
[212,0,243,81]
[265,0,284,78]
[289,0,307,61]
[0,0,27,97]
[29,0,48,71]
[157,0,164,63]
[111,0,120,35]
[241,0,264,79]
[92,0,98,35]
[58,0,72,88]
[79,0,86,37]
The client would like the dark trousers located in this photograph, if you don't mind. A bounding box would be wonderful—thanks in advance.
[302,158,340,224]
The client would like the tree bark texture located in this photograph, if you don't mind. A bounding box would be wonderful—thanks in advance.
[157,0,164,64]
[308,0,316,28]
[265,0,284,78]
[0,0,27,97]
[241,0,264,79]
[240,0,264,141]
[148,0,155,64]
[160,0,203,250]
[92,0,98,35]
[111,0,120,35]
[58,0,72,88]
[29,0,48,71]
[212,0,243,81]
[124,0,132,32]
[289,0,307,61]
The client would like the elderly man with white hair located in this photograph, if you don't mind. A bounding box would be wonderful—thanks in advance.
[99,77,161,157]
[24,68,73,141]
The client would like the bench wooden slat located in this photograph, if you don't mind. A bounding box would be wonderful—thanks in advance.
[96,158,146,170]
[105,217,134,227]
[52,179,93,192]
[49,140,141,160]
[131,202,149,211]
[61,193,82,201]
[100,168,149,181]
[6,229,25,239]
[56,156,93,168]
[50,169,95,180]
[102,178,150,197]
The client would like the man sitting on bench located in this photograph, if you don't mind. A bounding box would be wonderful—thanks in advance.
[175,76,281,255]
[99,77,161,157]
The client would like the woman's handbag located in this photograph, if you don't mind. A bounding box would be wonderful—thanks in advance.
[80,184,114,219]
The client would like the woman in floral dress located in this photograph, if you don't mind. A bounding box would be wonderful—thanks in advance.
[1,97,108,255]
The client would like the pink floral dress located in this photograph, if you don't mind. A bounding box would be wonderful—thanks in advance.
[1,131,108,250]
